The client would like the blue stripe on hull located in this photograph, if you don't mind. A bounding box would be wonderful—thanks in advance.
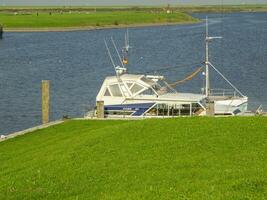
[105,103,155,116]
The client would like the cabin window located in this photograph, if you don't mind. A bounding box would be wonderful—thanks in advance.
[104,88,111,97]
[130,83,143,94]
[157,104,169,116]
[127,83,133,88]
[109,84,123,97]
[139,88,155,95]
[141,77,155,85]
[152,84,161,92]
[145,103,198,117]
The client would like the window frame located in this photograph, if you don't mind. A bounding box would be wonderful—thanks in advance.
[103,87,112,97]
[108,84,123,97]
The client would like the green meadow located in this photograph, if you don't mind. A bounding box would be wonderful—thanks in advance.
[0,11,198,29]
[1,4,267,29]
[0,117,267,199]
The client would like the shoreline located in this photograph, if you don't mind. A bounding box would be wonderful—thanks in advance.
[0,120,63,142]
[4,21,199,33]
[1,115,265,140]
[3,10,267,33]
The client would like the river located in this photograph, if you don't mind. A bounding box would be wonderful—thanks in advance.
[0,12,266,135]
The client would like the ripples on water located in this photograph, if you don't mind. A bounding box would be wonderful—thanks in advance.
[0,12,266,134]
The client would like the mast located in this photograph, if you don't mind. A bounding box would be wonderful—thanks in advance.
[204,18,243,99]
[205,17,222,97]
[205,17,210,97]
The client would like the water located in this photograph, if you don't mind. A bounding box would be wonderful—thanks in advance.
[0,12,266,135]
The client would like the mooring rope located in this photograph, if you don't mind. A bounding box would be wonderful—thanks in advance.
[167,66,204,87]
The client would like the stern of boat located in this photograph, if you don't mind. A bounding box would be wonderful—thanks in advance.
[214,96,248,116]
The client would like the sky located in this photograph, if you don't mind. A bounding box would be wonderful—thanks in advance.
[1,0,266,6]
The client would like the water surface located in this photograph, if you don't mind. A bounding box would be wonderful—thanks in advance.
[0,12,266,134]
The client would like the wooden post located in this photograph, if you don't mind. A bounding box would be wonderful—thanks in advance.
[206,100,215,116]
[42,80,50,124]
[96,101,104,119]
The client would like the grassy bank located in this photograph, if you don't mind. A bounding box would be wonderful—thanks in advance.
[0,11,198,29]
[0,117,267,199]
[1,5,266,30]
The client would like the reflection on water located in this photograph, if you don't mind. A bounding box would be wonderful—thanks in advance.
[0,12,266,134]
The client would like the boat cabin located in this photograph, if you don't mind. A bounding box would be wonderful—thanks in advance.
[96,73,206,117]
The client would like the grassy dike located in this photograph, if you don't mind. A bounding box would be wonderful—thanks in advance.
[0,117,267,199]
[0,11,198,30]
[1,4,267,31]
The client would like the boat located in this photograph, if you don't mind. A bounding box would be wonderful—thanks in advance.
[87,18,248,118]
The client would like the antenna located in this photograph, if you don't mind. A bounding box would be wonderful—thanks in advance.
[121,29,132,66]
[111,37,125,68]
[104,39,116,70]
[123,29,131,52]
[205,17,222,97]
[127,29,130,48]
[125,31,128,52]
[205,17,210,97]
[108,38,128,97]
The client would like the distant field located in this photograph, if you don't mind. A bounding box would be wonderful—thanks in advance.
[0,117,267,199]
[0,11,198,29]
[178,4,267,13]
[1,5,266,30]
[0,4,267,13]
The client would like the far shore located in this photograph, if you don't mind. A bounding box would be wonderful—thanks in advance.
[4,21,199,33]
[2,4,266,33]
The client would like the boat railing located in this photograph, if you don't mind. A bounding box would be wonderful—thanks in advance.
[210,89,237,97]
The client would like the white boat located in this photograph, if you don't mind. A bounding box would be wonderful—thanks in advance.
[88,18,248,118]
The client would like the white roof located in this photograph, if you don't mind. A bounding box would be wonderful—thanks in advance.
[158,93,205,102]
[104,74,144,83]
[98,73,205,103]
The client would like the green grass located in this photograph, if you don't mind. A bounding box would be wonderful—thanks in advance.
[0,117,267,199]
[0,11,198,28]
[1,4,267,29]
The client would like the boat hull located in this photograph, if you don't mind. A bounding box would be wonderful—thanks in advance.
[214,97,248,115]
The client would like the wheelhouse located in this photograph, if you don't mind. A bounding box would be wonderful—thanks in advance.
[96,74,206,118]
